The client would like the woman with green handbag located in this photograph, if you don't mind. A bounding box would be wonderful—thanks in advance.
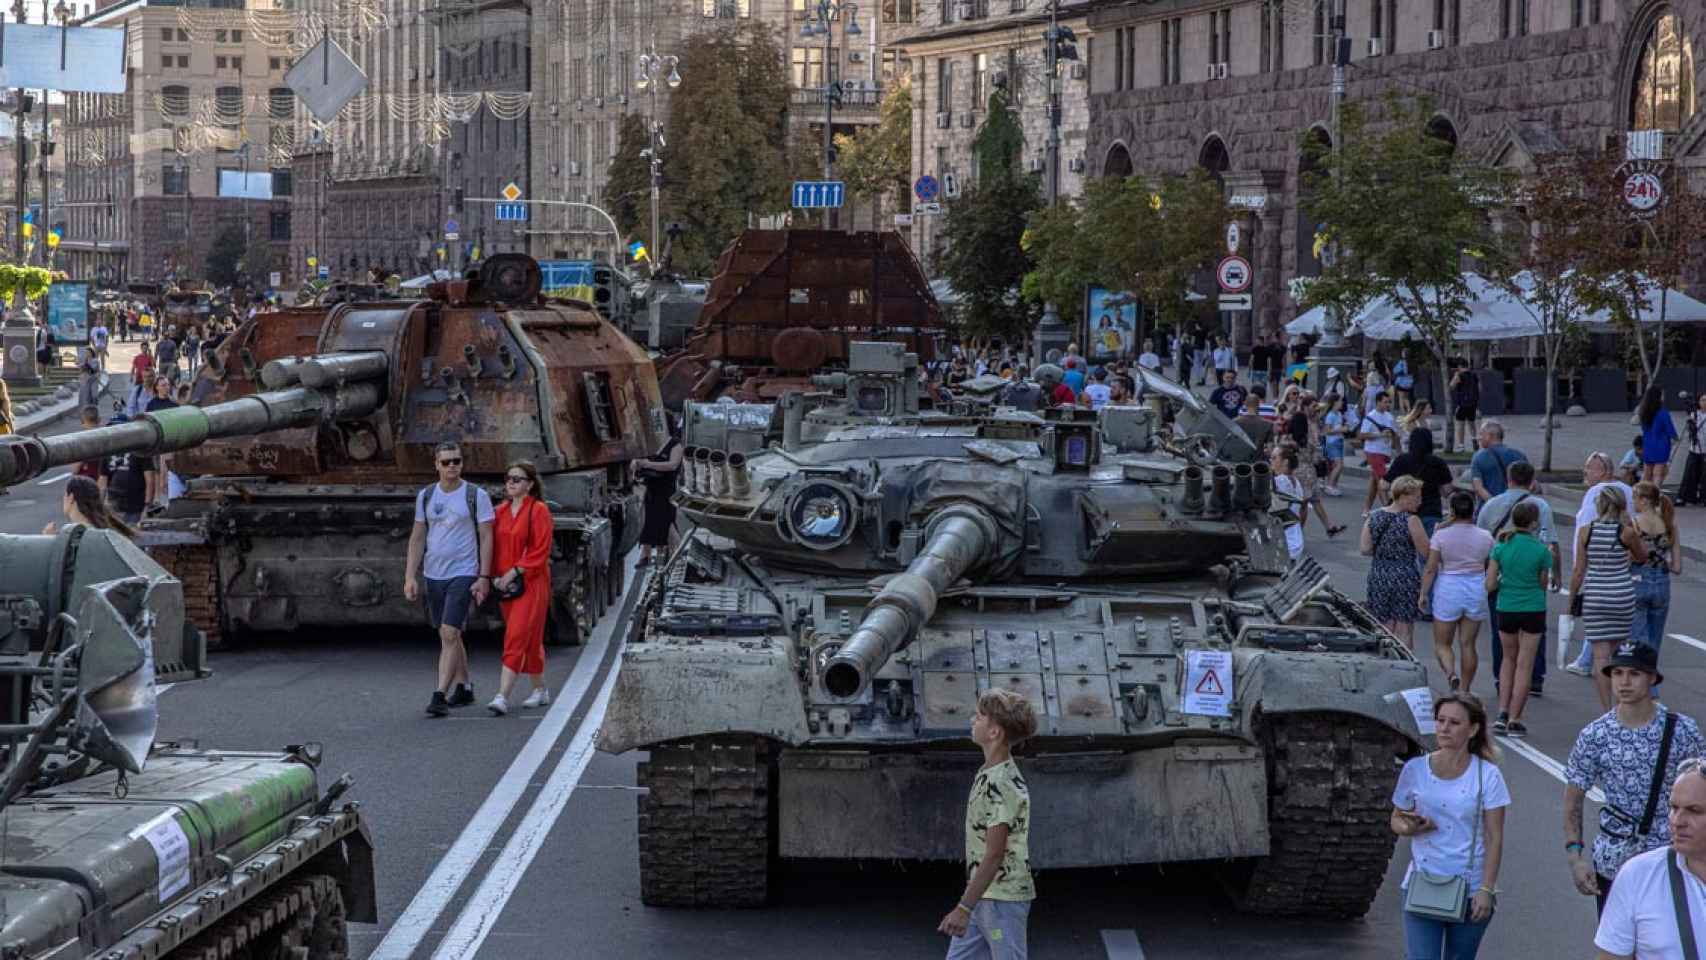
[1391,694,1510,959]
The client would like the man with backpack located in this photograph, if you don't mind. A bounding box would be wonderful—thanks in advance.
[404,441,496,717]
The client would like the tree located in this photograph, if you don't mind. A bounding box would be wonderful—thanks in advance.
[661,22,797,275]
[605,113,653,245]
[203,223,249,287]
[1497,150,1606,471]
[835,78,912,223]
[1301,97,1511,452]
[1572,152,1706,387]
[1020,171,1227,343]
[936,87,1039,341]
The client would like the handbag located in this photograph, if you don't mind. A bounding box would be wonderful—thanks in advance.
[494,500,544,601]
[1599,712,1677,867]
[1403,758,1483,923]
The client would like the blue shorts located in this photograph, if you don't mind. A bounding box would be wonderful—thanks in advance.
[425,576,478,631]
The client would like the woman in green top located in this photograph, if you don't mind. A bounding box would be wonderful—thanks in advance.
[1484,500,1551,738]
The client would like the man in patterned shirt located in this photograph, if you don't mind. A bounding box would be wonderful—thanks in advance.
[939,689,1039,959]
[1565,642,1706,914]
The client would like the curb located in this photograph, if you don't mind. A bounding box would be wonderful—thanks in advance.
[12,373,110,433]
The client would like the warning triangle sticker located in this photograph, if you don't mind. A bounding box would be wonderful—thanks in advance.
[1194,669,1225,696]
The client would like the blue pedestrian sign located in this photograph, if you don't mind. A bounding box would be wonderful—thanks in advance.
[792,180,845,209]
[495,202,530,222]
[914,175,940,202]
[317,265,330,280]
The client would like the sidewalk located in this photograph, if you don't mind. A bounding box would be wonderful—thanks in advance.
[8,339,147,432]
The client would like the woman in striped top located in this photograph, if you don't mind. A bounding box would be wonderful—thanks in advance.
[1569,486,1648,711]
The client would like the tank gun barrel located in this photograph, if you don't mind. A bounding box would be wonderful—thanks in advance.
[0,379,385,487]
[821,506,995,699]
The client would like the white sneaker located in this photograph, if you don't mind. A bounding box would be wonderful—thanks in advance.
[487,695,509,716]
[1563,662,1592,677]
[522,687,551,709]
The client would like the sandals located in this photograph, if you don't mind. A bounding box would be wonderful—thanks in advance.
[1327,524,1347,538]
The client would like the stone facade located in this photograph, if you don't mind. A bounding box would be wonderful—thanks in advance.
[897,0,1096,263]
[1083,0,1699,346]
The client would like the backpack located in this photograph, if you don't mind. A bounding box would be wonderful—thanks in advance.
[418,481,481,541]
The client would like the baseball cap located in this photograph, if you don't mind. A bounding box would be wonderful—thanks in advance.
[1602,641,1663,683]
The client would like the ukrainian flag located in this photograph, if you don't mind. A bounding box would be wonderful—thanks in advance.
[628,240,649,262]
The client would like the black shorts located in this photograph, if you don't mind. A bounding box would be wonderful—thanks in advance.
[1497,609,1546,634]
[1454,404,1478,423]
[425,576,478,630]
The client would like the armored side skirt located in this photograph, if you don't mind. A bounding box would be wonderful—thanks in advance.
[777,742,1269,867]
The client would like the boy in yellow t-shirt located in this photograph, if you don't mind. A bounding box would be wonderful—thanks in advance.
[938,688,1039,959]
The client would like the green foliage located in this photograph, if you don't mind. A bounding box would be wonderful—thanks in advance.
[1300,95,1510,449]
[0,264,51,303]
[662,22,797,275]
[836,78,912,204]
[203,223,249,287]
[1020,171,1228,331]
[605,112,653,243]
[936,90,1040,341]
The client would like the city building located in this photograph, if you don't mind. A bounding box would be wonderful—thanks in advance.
[62,0,295,288]
[898,0,1096,263]
[1085,0,1695,345]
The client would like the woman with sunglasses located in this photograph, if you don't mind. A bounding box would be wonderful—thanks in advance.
[487,461,553,716]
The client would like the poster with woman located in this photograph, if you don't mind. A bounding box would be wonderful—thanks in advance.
[1083,287,1137,361]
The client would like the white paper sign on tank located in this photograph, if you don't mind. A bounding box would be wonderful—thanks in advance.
[286,36,370,122]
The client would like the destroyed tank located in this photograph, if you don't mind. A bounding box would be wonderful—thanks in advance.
[600,341,1431,917]
[0,255,667,647]
[0,527,375,957]
[652,229,949,409]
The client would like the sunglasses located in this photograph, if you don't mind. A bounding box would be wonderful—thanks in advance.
[505,475,529,484]
[437,458,462,467]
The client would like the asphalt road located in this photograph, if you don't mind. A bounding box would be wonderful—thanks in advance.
[1,456,1680,959]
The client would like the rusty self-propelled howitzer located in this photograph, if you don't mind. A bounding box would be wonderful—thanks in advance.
[1,255,667,647]
[600,342,1431,917]
[0,528,375,958]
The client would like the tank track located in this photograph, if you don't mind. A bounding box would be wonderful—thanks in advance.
[149,542,225,650]
[636,735,774,907]
[176,873,347,960]
[1229,712,1411,918]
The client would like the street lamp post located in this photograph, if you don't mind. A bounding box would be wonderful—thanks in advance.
[1033,0,1076,362]
[1,0,39,386]
[800,0,859,229]
[635,49,681,271]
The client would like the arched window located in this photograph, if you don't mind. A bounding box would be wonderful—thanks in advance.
[1103,142,1133,179]
[214,85,244,128]
[1631,8,1695,132]
[1199,135,1230,185]
[160,83,190,122]
[268,86,294,122]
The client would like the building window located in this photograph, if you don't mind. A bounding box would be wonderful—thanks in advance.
[1450,0,1462,44]
[161,53,173,70]
[271,168,292,196]
[1261,3,1273,72]
[165,211,187,238]
[883,49,903,81]
[177,28,188,41]
[701,0,750,17]
[162,165,187,195]
[791,47,835,88]
[232,29,242,42]
[269,87,293,121]
[1123,26,1135,89]
[231,56,242,71]
[1387,0,1397,50]
[215,29,227,42]
[216,56,226,69]
[1161,18,1181,85]
[938,57,953,111]
[1370,0,1382,44]
[160,27,172,41]
[1314,2,1326,64]
[1631,9,1696,132]
[881,0,913,23]
[269,56,282,70]
[270,210,290,241]
[215,86,243,127]
[177,55,189,68]
[1004,47,1022,101]
[972,53,988,108]
[1501,0,1528,38]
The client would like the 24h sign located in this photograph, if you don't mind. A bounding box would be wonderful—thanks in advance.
[1619,158,1667,220]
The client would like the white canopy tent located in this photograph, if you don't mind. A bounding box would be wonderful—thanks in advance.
[1286,272,1706,341]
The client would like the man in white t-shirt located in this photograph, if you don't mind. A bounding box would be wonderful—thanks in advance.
[1594,766,1706,960]
[1566,450,1639,675]
[1082,369,1112,410]
[405,441,497,717]
[1137,339,1162,371]
[1358,390,1399,516]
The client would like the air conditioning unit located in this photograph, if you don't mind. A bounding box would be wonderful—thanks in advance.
[550,163,560,175]
[618,94,629,105]
[569,160,581,175]
[593,96,604,107]
[409,67,419,80]
[1367,37,1384,56]
[1426,29,1445,49]
[1206,62,1227,80]
[960,113,975,127]
[1069,63,1087,79]
[935,112,951,129]
[1068,157,1085,172]
[849,50,866,63]
[954,0,974,17]
[549,103,559,116]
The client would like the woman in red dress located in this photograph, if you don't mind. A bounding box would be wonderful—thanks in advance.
[488,460,554,716]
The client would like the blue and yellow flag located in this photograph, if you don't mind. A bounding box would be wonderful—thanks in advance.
[628,240,649,262]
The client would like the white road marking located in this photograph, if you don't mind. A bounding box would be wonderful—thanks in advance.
[1668,633,1706,656]
[157,683,174,696]
[1101,929,1147,960]
[35,471,69,485]
[429,634,624,960]
[1498,735,1605,803]
[369,554,638,960]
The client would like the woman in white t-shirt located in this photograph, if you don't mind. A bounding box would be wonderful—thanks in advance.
[1269,443,1305,561]
[1391,694,1510,960]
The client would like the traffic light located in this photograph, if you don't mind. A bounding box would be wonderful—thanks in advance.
[1049,25,1078,63]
